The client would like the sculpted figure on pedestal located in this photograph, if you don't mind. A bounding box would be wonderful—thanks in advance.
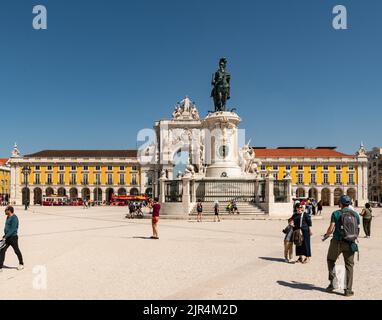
[211,58,231,112]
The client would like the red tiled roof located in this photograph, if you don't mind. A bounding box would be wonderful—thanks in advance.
[0,158,9,165]
[24,150,138,158]
[253,148,354,158]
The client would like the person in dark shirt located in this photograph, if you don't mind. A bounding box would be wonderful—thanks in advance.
[196,200,203,222]
[0,206,24,272]
[324,195,360,297]
[360,203,372,238]
[292,204,313,264]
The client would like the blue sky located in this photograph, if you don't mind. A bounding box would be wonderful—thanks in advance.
[0,0,381,157]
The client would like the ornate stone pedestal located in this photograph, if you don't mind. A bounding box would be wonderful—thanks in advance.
[202,111,242,178]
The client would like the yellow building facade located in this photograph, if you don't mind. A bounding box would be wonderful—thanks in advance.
[0,158,10,202]
[254,146,368,206]
[8,148,154,205]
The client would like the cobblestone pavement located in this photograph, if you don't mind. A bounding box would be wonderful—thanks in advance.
[0,205,380,300]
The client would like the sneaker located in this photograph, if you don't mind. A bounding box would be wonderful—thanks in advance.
[326,284,335,293]
[285,258,289,263]
[344,290,354,297]
[17,265,24,271]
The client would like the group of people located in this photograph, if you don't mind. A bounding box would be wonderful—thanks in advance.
[226,200,240,215]
[297,198,323,216]
[126,201,144,219]
[282,195,374,297]
[196,199,240,223]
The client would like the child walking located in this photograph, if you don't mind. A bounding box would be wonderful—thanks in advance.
[282,218,294,263]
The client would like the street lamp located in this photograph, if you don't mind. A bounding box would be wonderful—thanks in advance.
[22,165,31,210]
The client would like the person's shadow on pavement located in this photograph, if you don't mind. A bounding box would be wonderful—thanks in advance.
[131,236,156,240]
[259,257,286,263]
[277,281,343,296]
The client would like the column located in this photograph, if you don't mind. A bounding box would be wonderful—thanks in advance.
[182,176,191,206]
[265,173,275,204]
[191,180,198,202]
[159,177,166,204]
[329,188,334,207]
[284,175,293,203]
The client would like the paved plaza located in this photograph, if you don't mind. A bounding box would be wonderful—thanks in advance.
[0,206,381,300]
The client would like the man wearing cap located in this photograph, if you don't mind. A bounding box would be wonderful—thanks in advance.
[323,195,360,297]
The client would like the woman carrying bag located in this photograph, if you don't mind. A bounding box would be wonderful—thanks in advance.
[292,203,313,263]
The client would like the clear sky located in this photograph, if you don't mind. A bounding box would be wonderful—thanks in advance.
[0,0,381,157]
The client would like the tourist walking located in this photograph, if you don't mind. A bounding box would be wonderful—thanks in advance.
[292,203,312,263]
[214,200,220,222]
[360,203,372,238]
[282,218,294,263]
[324,195,360,297]
[196,200,203,222]
[317,200,323,215]
[0,206,24,272]
[150,198,160,239]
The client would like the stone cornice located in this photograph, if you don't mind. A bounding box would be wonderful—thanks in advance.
[8,157,140,165]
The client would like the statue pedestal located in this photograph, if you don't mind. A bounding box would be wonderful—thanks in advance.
[202,111,242,178]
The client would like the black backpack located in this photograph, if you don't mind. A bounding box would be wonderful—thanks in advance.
[340,210,359,242]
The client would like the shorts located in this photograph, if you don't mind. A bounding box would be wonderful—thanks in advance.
[152,216,159,224]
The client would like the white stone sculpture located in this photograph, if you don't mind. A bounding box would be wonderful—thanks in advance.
[11,143,21,158]
[191,106,200,120]
[171,96,200,120]
[240,142,259,175]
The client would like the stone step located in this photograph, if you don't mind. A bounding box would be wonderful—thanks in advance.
[191,202,266,215]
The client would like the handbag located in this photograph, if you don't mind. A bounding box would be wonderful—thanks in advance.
[292,213,304,246]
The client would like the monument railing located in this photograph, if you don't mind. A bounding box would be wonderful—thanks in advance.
[257,180,266,203]
[195,179,261,203]
[164,180,183,203]
[274,180,288,203]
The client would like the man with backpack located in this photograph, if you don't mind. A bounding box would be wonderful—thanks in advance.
[323,195,360,297]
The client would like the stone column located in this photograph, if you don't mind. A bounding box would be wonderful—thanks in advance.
[182,176,191,206]
[191,178,196,203]
[284,175,293,203]
[159,177,167,204]
[329,189,334,206]
[265,173,275,204]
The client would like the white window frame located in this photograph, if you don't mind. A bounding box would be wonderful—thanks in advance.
[298,173,304,184]
[107,173,113,184]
